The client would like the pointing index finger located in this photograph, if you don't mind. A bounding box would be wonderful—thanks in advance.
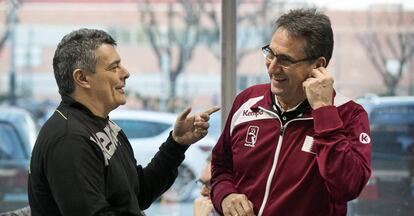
[205,107,220,116]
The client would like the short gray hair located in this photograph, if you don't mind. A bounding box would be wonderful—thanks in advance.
[53,28,116,95]
[275,8,334,66]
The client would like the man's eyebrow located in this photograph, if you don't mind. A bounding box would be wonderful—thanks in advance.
[274,52,296,60]
[268,46,294,59]
[276,54,294,60]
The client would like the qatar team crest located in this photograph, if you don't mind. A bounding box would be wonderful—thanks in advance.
[245,126,259,147]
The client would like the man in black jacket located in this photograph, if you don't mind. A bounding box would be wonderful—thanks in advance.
[28,28,219,216]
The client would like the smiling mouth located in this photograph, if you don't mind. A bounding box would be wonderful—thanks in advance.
[269,74,286,81]
[273,77,286,82]
[116,86,125,93]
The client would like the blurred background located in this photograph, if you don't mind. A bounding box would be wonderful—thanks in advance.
[0,0,413,215]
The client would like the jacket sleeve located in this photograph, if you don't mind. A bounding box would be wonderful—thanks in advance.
[45,135,119,216]
[134,132,188,209]
[46,132,188,215]
[210,99,240,213]
[313,105,372,202]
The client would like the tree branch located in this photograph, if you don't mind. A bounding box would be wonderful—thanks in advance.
[355,8,414,95]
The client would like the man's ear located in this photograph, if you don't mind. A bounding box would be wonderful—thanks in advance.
[73,69,91,89]
[315,57,326,68]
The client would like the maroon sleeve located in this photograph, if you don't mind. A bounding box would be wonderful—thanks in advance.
[210,99,240,213]
[313,104,372,202]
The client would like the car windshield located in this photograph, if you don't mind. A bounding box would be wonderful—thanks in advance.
[112,119,171,139]
[0,108,39,149]
[0,122,26,160]
[369,104,414,169]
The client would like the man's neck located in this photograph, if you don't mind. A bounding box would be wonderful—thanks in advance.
[70,92,109,118]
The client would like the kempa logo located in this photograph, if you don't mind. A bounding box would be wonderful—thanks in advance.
[359,132,371,144]
[245,126,259,147]
[242,110,263,117]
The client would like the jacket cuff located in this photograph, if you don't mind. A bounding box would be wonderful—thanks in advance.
[158,131,190,165]
[312,105,343,134]
[211,180,237,213]
[163,131,190,151]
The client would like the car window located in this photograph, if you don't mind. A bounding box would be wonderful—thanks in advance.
[113,119,171,138]
[0,108,39,149]
[0,123,26,160]
[370,104,414,124]
[369,105,414,168]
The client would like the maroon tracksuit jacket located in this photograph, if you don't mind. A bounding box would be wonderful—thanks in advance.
[211,84,372,216]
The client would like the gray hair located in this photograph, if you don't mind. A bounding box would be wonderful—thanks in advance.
[53,28,116,95]
[275,8,334,66]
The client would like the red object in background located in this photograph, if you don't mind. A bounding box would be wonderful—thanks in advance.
[14,169,27,188]
[358,174,379,200]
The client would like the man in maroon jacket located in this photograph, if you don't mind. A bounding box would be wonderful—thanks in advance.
[211,8,372,216]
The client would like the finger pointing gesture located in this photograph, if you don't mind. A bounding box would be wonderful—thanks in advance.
[172,106,220,145]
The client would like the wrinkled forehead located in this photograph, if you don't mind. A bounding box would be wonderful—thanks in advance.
[95,44,120,65]
[270,27,307,58]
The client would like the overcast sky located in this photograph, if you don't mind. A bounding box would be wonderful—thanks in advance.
[305,0,414,10]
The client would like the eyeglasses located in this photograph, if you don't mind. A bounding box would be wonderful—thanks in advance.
[196,178,211,189]
[261,44,317,68]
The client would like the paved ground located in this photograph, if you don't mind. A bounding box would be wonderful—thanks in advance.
[144,202,194,216]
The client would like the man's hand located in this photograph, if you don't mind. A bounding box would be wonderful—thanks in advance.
[194,196,214,216]
[302,67,334,109]
[172,107,220,145]
[221,193,255,216]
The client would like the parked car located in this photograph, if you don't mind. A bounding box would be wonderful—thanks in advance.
[0,106,39,149]
[0,106,39,213]
[349,96,414,216]
[109,109,217,201]
[0,120,30,212]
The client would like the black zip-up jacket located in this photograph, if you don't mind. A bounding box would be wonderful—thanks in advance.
[28,95,188,216]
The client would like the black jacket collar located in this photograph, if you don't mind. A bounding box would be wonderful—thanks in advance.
[60,94,109,124]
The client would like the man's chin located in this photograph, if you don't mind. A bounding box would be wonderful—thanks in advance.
[270,87,284,96]
[112,99,127,110]
[118,100,127,106]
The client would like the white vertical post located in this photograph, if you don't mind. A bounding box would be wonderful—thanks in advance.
[221,0,237,126]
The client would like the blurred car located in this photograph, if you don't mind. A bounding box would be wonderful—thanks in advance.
[349,96,414,216]
[109,109,217,201]
[0,106,39,149]
[0,120,30,212]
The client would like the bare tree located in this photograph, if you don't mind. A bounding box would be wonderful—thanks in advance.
[356,7,414,96]
[201,0,290,68]
[0,0,20,52]
[137,0,204,111]
[0,0,21,104]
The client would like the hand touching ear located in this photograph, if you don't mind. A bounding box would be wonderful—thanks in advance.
[302,67,334,110]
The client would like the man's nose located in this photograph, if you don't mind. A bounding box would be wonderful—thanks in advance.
[267,58,282,74]
[121,65,130,79]
[200,185,210,197]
